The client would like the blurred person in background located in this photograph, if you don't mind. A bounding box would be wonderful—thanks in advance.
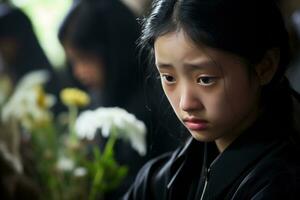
[58,0,181,198]
[59,0,141,110]
[0,3,61,94]
[0,2,61,199]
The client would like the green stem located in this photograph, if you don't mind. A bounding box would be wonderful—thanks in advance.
[89,167,104,200]
[103,130,117,159]
[68,105,78,143]
[89,127,117,200]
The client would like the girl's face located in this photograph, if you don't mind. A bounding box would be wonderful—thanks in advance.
[154,31,262,152]
[65,45,105,89]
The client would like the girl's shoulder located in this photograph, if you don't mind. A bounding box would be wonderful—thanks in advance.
[122,138,198,200]
[122,151,174,200]
[227,140,300,200]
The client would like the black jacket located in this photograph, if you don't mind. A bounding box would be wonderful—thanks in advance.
[123,112,300,200]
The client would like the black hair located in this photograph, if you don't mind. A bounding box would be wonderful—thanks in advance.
[58,0,141,107]
[0,3,54,81]
[140,0,290,86]
[0,3,63,114]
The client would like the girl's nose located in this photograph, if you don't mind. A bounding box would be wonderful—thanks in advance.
[179,85,204,112]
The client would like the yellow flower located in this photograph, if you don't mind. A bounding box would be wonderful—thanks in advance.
[60,88,90,107]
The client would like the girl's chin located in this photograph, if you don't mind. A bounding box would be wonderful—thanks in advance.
[190,130,216,142]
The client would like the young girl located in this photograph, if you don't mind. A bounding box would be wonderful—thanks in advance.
[123,0,300,199]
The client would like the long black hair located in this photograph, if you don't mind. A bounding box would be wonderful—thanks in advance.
[140,0,290,85]
[0,3,62,114]
[58,0,141,108]
[0,3,54,82]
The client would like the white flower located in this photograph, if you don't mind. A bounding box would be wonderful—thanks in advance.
[74,110,101,140]
[1,70,55,129]
[73,167,87,177]
[15,70,49,90]
[75,107,147,156]
[57,156,74,172]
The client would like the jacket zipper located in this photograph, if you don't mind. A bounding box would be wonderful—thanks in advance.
[200,167,210,200]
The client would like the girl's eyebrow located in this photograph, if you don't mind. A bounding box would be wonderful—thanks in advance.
[183,60,216,71]
[155,60,217,71]
[155,62,173,69]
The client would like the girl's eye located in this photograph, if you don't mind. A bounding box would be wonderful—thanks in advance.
[197,76,217,86]
[161,74,176,84]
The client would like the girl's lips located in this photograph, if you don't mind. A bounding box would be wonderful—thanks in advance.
[183,118,208,131]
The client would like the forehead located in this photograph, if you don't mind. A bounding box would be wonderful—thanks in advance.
[154,30,209,65]
[154,30,249,72]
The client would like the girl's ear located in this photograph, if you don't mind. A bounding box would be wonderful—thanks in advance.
[255,48,280,86]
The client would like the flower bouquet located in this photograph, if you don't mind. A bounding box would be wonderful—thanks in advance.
[0,70,147,200]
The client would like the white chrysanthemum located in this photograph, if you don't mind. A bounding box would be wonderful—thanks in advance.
[75,110,102,140]
[57,156,75,172]
[73,167,87,177]
[75,107,147,156]
[16,70,49,90]
[1,70,55,129]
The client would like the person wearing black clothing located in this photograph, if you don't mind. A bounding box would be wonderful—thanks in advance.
[124,100,300,199]
[0,3,62,113]
[123,0,300,199]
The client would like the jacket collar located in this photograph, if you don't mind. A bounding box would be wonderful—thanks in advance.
[206,110,293,199]
[205,127,284,199]
[167,111,290,199]
[166,137,204,199]
[167,137,202,186]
